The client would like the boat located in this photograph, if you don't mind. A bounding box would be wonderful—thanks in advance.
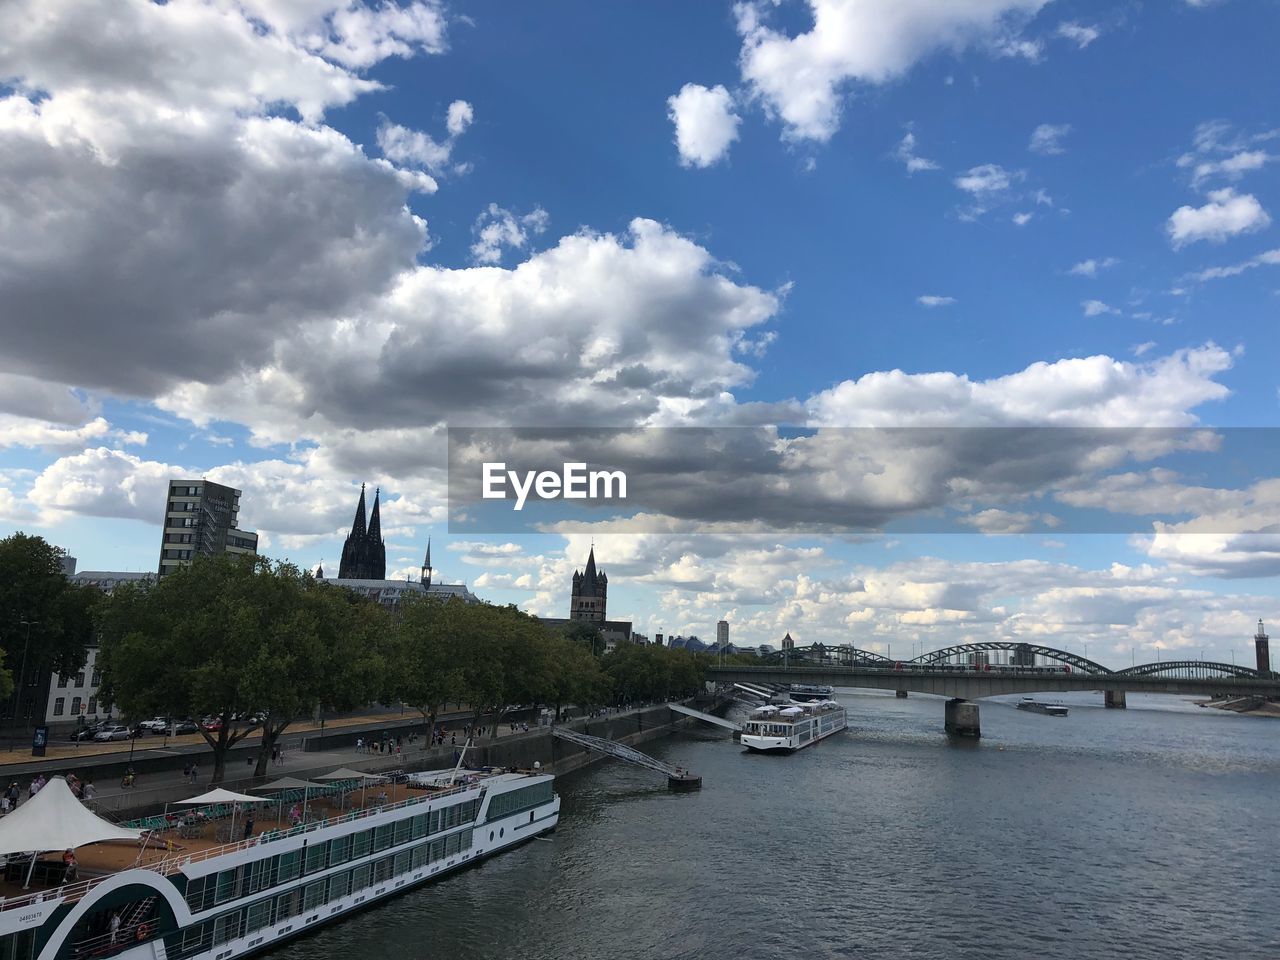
[1017,697,1069,717]
[782,683,835,703]
[0,766,559,960]
[740,700,847,752]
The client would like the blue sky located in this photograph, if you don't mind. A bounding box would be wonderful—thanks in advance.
[1,0,1278,664]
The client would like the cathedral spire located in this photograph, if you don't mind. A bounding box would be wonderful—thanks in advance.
[422,536,432,587]
[349,483,367,538]
[368,487,382,543]
[583,545,598,591]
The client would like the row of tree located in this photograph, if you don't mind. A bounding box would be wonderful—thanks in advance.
[96,555,719,782]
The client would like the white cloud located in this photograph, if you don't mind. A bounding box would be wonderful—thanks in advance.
[958,509,1056,534]
[1188,248,1280,282]
[469,203,550,265]
[894,131,939,173]
[1012,211,1032,226]
[377,101,475,176]
[667,83,741,168]
[954,163,1015,195]
[1029,122,1071,155]
[1068,257,1119,277]
[1177,121,1278,187]
[1167,188,1271,248]
[917,295,956,308]
[734,0,1048,142]
[1056,21,1100,48]
[1082,299,1119,317]
[1132,341,1156,357]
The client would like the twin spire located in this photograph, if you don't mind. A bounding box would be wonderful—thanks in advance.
[338,483,433,586]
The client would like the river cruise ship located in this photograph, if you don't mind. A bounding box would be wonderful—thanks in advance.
[740,700,847,753]
[782,684,835,703]
[0,767,558,960]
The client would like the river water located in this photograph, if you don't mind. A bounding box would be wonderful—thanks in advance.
[271,690,1280,960]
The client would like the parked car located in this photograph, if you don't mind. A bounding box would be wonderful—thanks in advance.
[70,723,104,742]
[138,717,171,733]
[201,717,224,732]
[173,719,200,735]
[94,725,130,742]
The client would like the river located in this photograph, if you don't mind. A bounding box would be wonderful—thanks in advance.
[269,690,1280,959]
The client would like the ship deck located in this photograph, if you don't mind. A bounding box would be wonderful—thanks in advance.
[0,778,470,904]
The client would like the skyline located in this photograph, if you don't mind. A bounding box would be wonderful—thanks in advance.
[2,0,1279,665]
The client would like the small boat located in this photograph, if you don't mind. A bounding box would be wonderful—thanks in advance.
[783,683,834,702]
[1017,697,1068,717]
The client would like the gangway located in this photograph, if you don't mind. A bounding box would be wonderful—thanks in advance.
[668,703,742,732]
[734,682,774,699]
[551,727,701,789]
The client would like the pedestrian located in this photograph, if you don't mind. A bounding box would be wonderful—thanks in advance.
[271,745,279,765]
[450,733,456,746]
[182,762,191,780]
[243,815,255,840]
[277,747,284,766]
[355,737,363,754]
[108,913,121,945]
[188,762,198,784]
[6,783,18,808]
[83,781,96,801]
[61,849,77,884]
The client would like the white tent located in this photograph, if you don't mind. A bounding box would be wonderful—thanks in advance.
[253,777,323,824]
[175,788,262,805]
[313,769,387,806]
[0,777,140,856]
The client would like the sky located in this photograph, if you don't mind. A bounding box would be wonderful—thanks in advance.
[1,0,1279,667]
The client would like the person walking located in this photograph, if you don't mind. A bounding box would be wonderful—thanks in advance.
[188,762,198,784]
[61,849,77,884]
[243,814,255,840]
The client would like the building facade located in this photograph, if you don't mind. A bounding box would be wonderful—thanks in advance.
[158,479,258,577]
[338,485,386,580]
[46,646,109,726]
[569,547,607,622]
[716,620,729,649]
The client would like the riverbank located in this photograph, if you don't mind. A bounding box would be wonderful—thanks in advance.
[1197,696,1280,718]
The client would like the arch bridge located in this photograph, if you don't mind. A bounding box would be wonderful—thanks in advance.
[710,641,1280,739]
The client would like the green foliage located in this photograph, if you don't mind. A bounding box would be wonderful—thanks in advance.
[562,620,605,657]
[602,643,705,704]
[97,554,393,781]
[0,532,96,710]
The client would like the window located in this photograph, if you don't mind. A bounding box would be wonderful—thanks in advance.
[393,818,411,845]
[303,843,327,875]
[411,814,428,839]
[56,675,67,689]
[277,850,301,883]
[303,881,326,911]
[411,845,429,869]
[350,864,371,891]
[245,900,272,934]
[373,824,392,852]
[328,872,351,901]
[180,923,207,953]
[328,835,352,866]
[212,911,242,945]
[351,830,371,858]
[87,698,97,715]
[91,670,101,687]
[371,858,391,884]
[214,869,238,904]
[184,876,209,912]
[53,698,64,717]
[74,672,85,688]
[274,889,300,921]
[70,697,81,715]
[393,851,410,875]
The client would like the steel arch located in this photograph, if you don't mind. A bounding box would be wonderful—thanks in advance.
[911,642,1113,675]
[1114,660,1263,679]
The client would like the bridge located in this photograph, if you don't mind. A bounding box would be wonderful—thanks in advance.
[706,641,1280,738]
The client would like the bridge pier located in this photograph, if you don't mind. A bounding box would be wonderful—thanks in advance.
[944,698,981,738]
[895,690,908,698]
[1104,689,1127,709]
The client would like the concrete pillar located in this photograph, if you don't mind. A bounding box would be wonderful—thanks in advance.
[1104,689,1127,709]
[895,690,909,698]
[944,698,981,738]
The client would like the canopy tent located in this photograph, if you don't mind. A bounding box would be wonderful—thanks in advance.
[0,777,141,856]
[253,778,324,824]
[313,768,388,806]
[0,777,143,888]
[174,788,265,840]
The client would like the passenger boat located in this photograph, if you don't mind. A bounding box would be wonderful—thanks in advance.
[1016,697,1069,717]
[740,700,847,753]
[0,766,558,960]
[782,683,835,703]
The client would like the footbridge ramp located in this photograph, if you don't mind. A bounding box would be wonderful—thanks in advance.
[668,703,742,732]
[550,727,701,788]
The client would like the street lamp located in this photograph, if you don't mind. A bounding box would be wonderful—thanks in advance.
[11,621,37,726]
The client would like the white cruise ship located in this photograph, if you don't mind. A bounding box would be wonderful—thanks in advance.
[0,766,558,960]
[740,700,847,753]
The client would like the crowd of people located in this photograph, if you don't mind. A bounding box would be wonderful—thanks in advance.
[0,772,98,815]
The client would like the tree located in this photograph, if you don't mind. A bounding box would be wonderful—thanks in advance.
[563,620,605,657]
[98,555,389,782]
[391,594,466,745]
[0,532,95,718]
[544,635,609,720]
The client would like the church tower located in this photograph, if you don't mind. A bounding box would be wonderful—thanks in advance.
[421,537,432,587]
[338,484,387,580]
[1256,619,1271,675]
[569,545,607,622]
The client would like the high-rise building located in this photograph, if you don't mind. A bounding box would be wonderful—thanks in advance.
[1256,619,1271,675]
[158,479,257,577]
[717,620,729,649]
[338,484,386,580]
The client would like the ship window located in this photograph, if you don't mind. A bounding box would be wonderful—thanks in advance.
[373,824,393,852]
[445,834,460,856]
[428,810,442,834]
[393,851,410,874]
[411,814,428,839]
[328,834,352,866]
[214,869,238,904]
[303,881,326,911]
[351,864,371,890]
[0,930,36,960]
[275,889,301,921]
[412,844,429,868]
[351,830,372,858]
[183,876,208,912]
[277,849,302,883]
[180,923,207,953]
[212,911,242,945]
[371,857,392,884]
[460,828,473,849]
[328,871,352,900]
[393,818,411,845]
[245,900,272,934]
[303,843,327,874]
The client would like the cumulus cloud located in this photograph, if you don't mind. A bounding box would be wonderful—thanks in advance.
[954,163,1016,195]
[894,131,939,173]
[1056,21,1100,48]
[1082,299,1119,317]
[469,203,550,264]
[377,99,475,176]
[1029,122,1071,155]
[734,0,1048,142]
[667,83,741,168]
[1167,188,1271,248]
[1068,257,1119,277]
[917,295,956,307]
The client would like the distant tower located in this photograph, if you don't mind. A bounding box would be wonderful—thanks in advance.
[781,632,795,652]
[569,546,607,622]
[315,562,324,580]
[1256,619,1271,675]
[717,620,729,650]
[338,484,387,580]
[421,537,432,587]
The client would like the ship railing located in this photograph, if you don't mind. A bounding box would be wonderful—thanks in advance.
[0,780,481,914]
